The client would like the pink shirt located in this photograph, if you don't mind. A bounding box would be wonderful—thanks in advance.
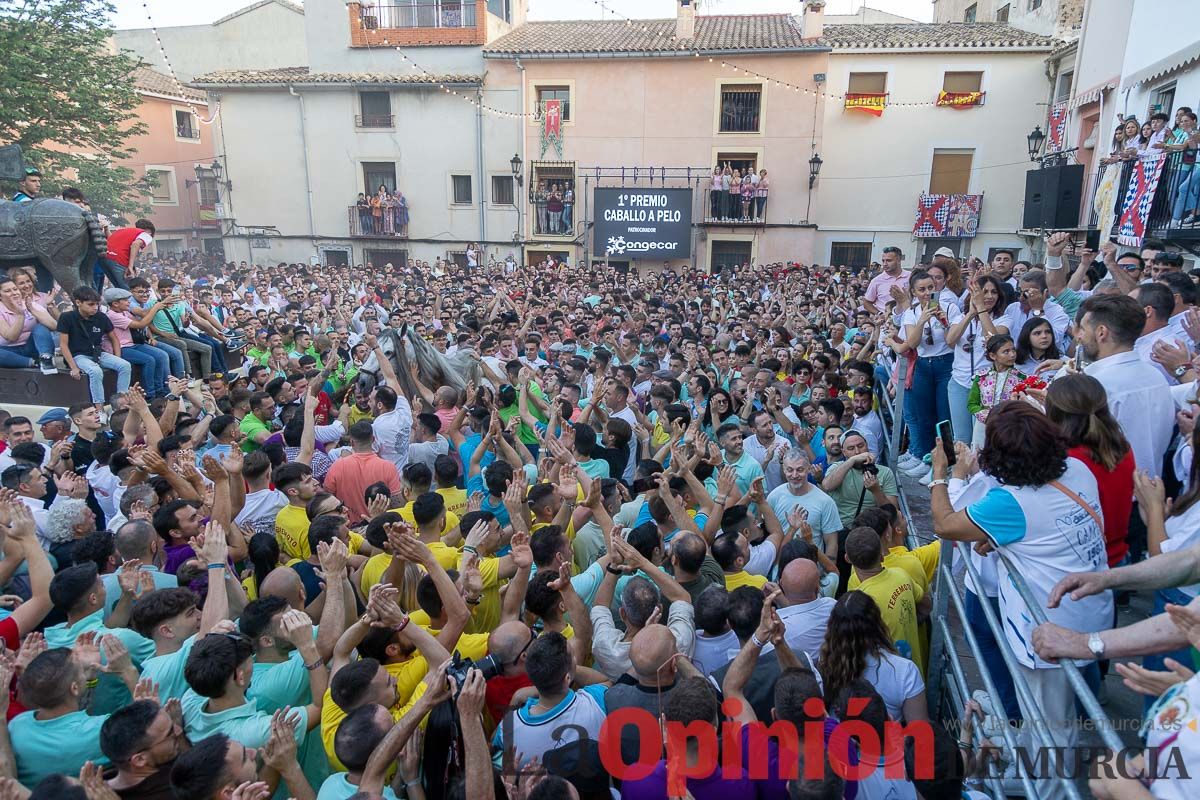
[864,270,911,309]
[104,309,135,351]
[0,303,35,345]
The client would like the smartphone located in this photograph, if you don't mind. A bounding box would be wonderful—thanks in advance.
[936,420,957,467]
[1074,347,1084,371]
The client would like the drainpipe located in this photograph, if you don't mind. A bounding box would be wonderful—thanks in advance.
[289,85,317,255]
[477,84,487,252]
[516,57,526,259]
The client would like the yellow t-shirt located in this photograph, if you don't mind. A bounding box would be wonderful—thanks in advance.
[409,617,490,662]
[724,571,768,591]
[385,656,429,707]
[848,547,928,597]
[390,504,461,539]
[428,540,463,572]
[274,505,311,561]
[466,556,501,635]
[910,541,940,586]
[347,405,375,426]
[320,679,428,772]
[275,505,366,561]
[437,487,469,519]
[856,566,925,672]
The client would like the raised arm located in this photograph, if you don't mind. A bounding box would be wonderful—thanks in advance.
[313,539,351,662]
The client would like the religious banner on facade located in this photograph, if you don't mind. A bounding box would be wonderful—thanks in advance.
[540,99,564,159]
[913,193,983,238]
[936,91,985,108]
[1048,103,1068,152]
[844,93,887,116]
[1091,162,1121,240]
[1116,154,1168,247]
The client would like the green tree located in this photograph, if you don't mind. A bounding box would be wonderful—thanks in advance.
[0,0,152,220]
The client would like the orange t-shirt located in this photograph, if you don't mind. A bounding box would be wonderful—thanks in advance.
[322,452,401,522]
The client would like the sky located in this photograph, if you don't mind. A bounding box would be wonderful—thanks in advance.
[108,0,933,30]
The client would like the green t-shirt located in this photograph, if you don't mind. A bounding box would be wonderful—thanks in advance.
[151,300,189,336]
[826,461,900,527]
[240,413,273,452]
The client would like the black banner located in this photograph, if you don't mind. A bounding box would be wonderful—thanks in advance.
[592,187,693,260]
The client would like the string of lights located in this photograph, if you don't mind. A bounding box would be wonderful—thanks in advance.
[139,1,220,124]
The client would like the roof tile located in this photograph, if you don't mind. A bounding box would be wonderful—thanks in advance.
[821,22,1059,49]
[133,66,207,102]
[190,66,480,86]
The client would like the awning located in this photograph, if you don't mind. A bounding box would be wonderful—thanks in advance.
[1068,78,1117,110]
[1125,40,1200,88]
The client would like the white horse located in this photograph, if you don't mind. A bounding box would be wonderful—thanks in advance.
[356,325,483,399]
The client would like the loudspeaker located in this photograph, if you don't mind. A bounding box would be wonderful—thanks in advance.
[1022,164,1085,230]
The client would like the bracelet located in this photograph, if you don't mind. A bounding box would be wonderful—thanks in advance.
[957,740,974,750]
[406,779,422,788]
[606,565,624,575]
[928,478,949,489]
[86,678,99,688]
[393,617,410,634]
[304,658,323,671]
[750,632,767,648]
[463,545,478,555]
[207,563,225,571]
[715,496,729,505]
[465,596,482,605]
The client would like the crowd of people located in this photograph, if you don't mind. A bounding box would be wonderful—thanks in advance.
[0,224,1197,800]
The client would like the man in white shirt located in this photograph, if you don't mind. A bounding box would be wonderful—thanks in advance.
[763,558,835,664]
[371,385,413,474]
[234,451,288,537]
[1133,282,1185,384]
[1006,269,1071,344]
[1076,294,1174,480]
[849,391,885,459]
[742,409,789,493]
[405,412,449,472]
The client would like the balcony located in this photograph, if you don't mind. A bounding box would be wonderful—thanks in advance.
[356,114,394,128]
[349,205,409,238]
[1085,150,1200,249]
[349,1,485,47]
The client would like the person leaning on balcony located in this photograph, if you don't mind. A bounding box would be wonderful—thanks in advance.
[756,169,769,221]
[356,193,372,235]
[546,186,564,234]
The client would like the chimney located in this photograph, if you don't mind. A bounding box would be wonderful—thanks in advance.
[677,0,697,41]
[802,0,825,39]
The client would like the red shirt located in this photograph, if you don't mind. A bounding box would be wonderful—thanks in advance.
[485,672,532,726]
[0,616,25,720]
[1069,445,1135,567]
[106,227,152,268]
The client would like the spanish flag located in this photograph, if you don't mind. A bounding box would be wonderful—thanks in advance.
[937,91,985,108]
[844,93,886,116]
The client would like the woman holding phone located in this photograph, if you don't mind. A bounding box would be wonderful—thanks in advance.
[892,269,963,481]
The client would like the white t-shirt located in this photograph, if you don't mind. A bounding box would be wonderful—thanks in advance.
[1160,503,1200,599]
[965,458,1112,669]
[950,313,1012,387]
[900,301,964,358]
[1143,672,1200,799]
[692,629,741,676]
[861,650,924,721]
[764,597,836,662]
[235,488,288,537]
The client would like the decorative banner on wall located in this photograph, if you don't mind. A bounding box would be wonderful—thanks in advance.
[1048,103,1068,152]
[913,193,983,238]
[844,93,887,116]
[1116,154,1168,247]
[198,205,219,228]
[540,99,564,159]
[1091,162,1121,240]
[936,91,985,108]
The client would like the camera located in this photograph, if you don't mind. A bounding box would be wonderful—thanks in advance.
[444,650,502,696]
[854,461,878,476]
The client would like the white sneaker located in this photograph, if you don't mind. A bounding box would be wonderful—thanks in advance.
[902,461,930,477]
[897,453,919,468]
[919,468,935,486]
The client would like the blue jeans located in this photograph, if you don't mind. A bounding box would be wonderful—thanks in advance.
[92,258,128,292]
[908,353,953,458]
[74,352,131,404]
[120,344,169,398]
[1173,168,1200,219]
[182,331,227,373]
[947,377,974,444]
[965,590,1023,723]
[0,324,55,367]
[152,340,186,378]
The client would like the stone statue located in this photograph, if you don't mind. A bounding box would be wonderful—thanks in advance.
[0,145,106,293]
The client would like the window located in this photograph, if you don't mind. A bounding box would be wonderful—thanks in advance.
[198,173,220,205]
[1054,71,1073,104]
[830,242,872,269]
[710,239,753,274]
[358,92,392,127]
[716,152,758,176]
[324,249,350,267]
[363,162,396,194]
[847,72,887,94]
[491,175,514,206]
[364,248,408,267]
[964,3,977,22]
[146,168,175,204]
[929,149,974,195]
[536,86,571,121]
[1152,84,1176,117]
[943,71,983,93]
[1029,0,1042,9]
[996,3,1010,22]
[174,109,199,140]
[487,0,511,23]
[719,84,762,133]
[922,239,963,260]
[451,174,472,205]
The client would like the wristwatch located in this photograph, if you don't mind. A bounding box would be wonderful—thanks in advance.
[1174,365,1189,379]
[164,393,180,402]
[1086,632,1106,659]
[1030,309,1044,317]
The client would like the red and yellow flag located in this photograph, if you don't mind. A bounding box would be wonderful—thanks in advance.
[937,91,985,109]
[844,93,886,116]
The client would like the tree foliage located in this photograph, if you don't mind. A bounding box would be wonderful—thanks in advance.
[0,0,152,220]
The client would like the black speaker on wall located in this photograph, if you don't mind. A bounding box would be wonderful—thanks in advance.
[1023,164,1086,230]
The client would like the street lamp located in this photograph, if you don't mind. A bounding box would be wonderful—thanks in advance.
[1027,125,1046,162]
[808,153,823,189]
[510,153,524,251]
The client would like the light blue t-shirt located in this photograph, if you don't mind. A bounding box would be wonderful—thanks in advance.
[317,774,399,800]
[765,484,842,539]
[101,566,178,619]
[43,608,156,714]
[10,710,108,787]
[140,634,197,703]
[249,649,312,713]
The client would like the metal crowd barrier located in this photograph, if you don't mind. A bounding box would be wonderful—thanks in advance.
[874,378,1124,799]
